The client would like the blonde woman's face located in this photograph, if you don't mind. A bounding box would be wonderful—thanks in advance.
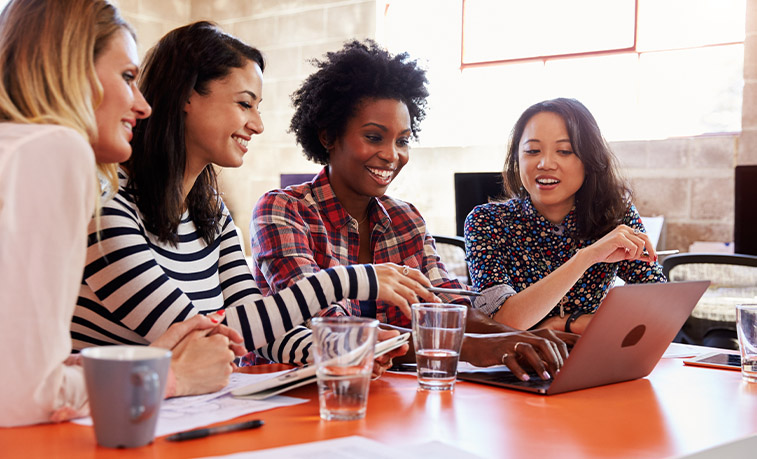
[91,28,151,163]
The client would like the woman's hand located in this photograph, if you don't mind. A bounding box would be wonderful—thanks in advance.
[373,263,440,318]
[582,225,657,265]
[371,328,410,379]
[529,327,579,348]
[460,331,568,381]
[152,312,247,397]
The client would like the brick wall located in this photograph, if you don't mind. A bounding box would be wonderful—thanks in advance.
[741,0,757,165]
[116,0,753,254]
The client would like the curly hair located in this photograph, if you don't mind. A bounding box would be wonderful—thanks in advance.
[129,21,264,246]
[289,39,429,165]
[502,98,632,240]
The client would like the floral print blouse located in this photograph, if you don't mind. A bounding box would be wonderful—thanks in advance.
[464,196,666,322]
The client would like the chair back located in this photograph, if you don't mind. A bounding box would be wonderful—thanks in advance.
[433,235,470,286]
[662,253,757,348]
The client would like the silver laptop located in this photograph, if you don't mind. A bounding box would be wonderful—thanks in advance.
[457,280,710,395]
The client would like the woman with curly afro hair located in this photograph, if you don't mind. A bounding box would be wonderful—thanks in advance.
[251,39,573,380]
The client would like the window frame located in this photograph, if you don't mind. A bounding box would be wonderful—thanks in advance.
[459,0,743,70]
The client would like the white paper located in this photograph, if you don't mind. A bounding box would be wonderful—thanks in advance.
[675,433,757,458]
[73,371,308,437]
[197,435,483,459]
[662,342,712,359]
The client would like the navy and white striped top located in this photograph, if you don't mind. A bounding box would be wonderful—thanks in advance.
[71,169,378,361]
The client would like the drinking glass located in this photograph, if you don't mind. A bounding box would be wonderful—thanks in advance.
[311,317,378,420]
[411,303,467,391]
[736,304,757,382]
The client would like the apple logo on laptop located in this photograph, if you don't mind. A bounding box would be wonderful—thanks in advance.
[621,325,646,347]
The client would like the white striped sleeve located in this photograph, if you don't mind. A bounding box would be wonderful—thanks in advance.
[79,200,378,351]
[216,215,377,351]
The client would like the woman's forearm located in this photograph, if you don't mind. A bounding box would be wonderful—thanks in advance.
[492,248,595,329]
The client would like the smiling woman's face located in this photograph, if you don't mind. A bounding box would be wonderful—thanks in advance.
[518,111,585,223]
[183,59,264,174]
[91,28,151,164]
[326,97,411,204]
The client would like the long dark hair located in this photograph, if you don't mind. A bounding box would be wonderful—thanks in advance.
[128,21,264,245]
[503,98,632,240]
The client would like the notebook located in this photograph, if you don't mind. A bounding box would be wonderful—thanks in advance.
[457,280,710,395]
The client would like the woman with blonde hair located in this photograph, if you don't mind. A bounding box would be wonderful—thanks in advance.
[0,0,244,427]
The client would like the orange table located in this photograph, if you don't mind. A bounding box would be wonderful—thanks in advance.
[2,357,756,458]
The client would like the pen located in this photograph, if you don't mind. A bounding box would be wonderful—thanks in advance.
[165,419,264,442]
[427,286,482,297]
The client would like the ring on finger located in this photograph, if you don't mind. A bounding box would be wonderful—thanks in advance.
[514,342,524,353]
[501,353,510,364]
[633,228,640,234]
[402,266,409,275]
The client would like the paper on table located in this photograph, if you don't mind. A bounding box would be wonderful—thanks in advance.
[73,371,307,437]
[197,435,484,459]
[662,342,712,359]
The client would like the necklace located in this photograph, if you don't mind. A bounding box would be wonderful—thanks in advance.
[357,211,369,225]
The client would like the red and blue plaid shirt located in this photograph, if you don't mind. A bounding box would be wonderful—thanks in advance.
[251,167,466,328]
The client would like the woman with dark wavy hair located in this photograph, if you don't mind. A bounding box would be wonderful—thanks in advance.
[465,98,666,334]
[72,23,432,367]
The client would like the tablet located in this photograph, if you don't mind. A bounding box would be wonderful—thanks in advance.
[683,352,742,371]
[232,332,411,400]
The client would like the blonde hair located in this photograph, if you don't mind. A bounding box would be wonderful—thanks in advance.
[0,0,134,195]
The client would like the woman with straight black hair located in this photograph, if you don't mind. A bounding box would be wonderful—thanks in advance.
[465,98,666,334]
[71,22,429,366]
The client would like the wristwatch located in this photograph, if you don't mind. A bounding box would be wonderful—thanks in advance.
[565,310,583,333]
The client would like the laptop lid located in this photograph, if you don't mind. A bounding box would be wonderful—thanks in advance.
[457,280,710,395]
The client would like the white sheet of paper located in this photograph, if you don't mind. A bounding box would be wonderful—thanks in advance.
[197,435,483,459]
[72,371,307,437]
[662,342,711,359]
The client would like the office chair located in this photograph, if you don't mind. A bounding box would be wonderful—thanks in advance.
[663,253,757,350]
[433,235,470,286]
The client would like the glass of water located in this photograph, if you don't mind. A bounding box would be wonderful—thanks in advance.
[736,304,757,383]
[411,303,467,391]
[311,317,378,420]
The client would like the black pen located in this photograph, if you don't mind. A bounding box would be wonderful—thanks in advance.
[165,419,264,442]
[427,286,482,297]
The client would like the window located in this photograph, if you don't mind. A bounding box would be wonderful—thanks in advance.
[379,0,745,144]
[462,0,636,64]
